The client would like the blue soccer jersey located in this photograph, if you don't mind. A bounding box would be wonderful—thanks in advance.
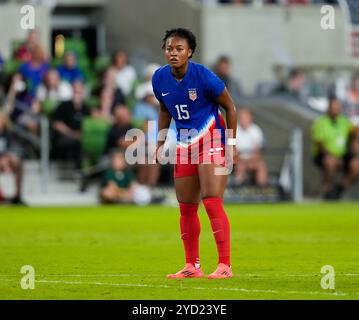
[152,61,226,146]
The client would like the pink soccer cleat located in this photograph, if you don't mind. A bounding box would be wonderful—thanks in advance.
[208,263,233,279]
[167,263,204,279]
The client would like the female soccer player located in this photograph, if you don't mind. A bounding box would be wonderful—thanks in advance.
[152,28,237,279]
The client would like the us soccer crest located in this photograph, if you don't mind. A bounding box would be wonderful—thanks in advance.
[188,88,197,101]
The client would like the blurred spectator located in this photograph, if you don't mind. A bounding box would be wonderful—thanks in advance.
[7,73,40,135]
[343,72,359,126]
[234,108,268,186]
[98,85,125,119]
[104,105,134,154]
[134,82,159,122]
[0,112,26,205]
[133,63,161,121]
[273,68,307,102]
[344,126,359,187]
[100,150,135,203]
[213,55,243,107]
[18,44,49,99]
[311,97,358,199]
[133,82,160,187]
[35,69,73,105]
[6,74,27,115]
[0,52,4,104]
[8,69,70,135]
[105,50,137,98]
[142,63,161,82]
[51,81,89,169]
[14,30,40,63]
[57,51,85,84]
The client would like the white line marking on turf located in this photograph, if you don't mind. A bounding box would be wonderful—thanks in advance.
[1,272,359,278]
[0,278,353,297]
[25,280,355,296]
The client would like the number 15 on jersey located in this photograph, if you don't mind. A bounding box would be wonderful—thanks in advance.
[175,104,190,120]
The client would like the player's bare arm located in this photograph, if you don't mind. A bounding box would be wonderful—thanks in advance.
[215,88,238,163]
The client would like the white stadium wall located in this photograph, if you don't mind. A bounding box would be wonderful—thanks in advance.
[201,5,359,93]
[104,0,201,67]
[0,4,50,59]
[1,1,356,94]
[105,1,359,93]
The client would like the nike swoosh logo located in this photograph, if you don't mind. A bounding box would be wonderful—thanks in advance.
[162,92,170,96]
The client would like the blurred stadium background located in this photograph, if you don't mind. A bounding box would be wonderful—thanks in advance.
[0,0,359,207]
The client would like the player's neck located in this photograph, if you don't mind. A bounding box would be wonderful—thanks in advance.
[171,61,189,81]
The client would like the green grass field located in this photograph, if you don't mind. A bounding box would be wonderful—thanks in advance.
[0,203,358,300]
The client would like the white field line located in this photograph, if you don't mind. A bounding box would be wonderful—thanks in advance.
[0,278,354,297]
[0,273,359,278]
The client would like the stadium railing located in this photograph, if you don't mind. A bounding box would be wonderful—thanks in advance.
[9,112,50,193]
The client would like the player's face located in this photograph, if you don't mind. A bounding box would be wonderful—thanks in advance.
[164,36,192,69]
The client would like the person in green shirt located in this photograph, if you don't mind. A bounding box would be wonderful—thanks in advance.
[100,150,135,203]
[312,96,358,199]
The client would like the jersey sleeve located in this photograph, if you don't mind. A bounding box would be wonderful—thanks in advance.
[151,71,163,104]
[203,67,225,100]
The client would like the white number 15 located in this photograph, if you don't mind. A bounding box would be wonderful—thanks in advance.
[175,104,190,120]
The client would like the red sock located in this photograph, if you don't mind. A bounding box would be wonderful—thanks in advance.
[203,197,230,266]
[179,202,201,266]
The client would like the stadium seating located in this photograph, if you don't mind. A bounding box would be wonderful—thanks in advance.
[94,55,111,74]
[81,117,111,166]
[64,38,87,57]
[4,59,21,77]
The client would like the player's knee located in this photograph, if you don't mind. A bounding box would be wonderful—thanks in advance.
[179,202,199,216]
[202,192,222,201]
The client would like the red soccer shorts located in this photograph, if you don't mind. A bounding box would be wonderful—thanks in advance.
[174,131,226,179]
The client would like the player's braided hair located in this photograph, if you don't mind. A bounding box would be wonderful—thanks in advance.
[162,28,197,58]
